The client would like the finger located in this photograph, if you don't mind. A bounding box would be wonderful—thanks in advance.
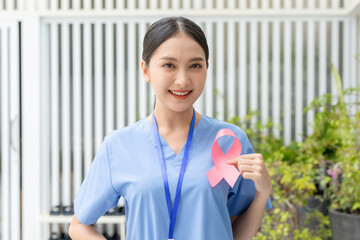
[226,153,262,162]
[239,164,263,175]
[241,157,264,165]
[242,172,260,180]
[226,156,263,165]
[226,158,258,166]
[226,158,238,164]
[237,158,261,166]
[238,165,257,175]
[239,153,263,159]
[227,155,255,163]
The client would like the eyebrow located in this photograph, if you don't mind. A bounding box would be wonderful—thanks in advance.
[159,56,205,62]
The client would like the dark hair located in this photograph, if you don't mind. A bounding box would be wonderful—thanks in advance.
[142,16,209,67]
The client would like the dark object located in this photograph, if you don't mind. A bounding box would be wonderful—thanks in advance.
[298,196,331,230]
[103,232,111,240]
[329,209,360,240]
[110,232,120,240]
[59,233,71,240]
[58,232,65,240]
[108,206,125,216]
[49,205,61,215]
[49,232,59,240]
[117,206,125,215]
[63,206,74,215]
[105,207,117,216]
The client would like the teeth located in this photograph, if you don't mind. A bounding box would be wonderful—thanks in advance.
[170,90,190,96]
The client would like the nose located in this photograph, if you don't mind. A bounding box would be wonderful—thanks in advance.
[174,69,190,87]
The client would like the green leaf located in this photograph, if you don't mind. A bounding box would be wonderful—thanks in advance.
[352,202,360,211]
[330,63,345,107]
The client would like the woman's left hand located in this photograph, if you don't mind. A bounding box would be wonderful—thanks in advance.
[226,153,272,197]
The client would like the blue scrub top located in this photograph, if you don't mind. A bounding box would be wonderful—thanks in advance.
[74,114,272,240]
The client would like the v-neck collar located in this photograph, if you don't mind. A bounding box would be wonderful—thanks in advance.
[138,114,206,159]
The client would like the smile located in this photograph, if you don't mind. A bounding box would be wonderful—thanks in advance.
[169,90,192,96]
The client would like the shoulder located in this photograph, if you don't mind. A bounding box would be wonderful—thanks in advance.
[103,119,145,147]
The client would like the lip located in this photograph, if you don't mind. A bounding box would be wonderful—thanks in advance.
[168,90,192,100]
[169,90,191,92]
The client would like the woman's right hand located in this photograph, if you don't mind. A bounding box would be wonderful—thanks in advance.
[68,214,106,240]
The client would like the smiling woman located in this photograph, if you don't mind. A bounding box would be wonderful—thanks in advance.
[69,16,272,240]
[141,16,208,115]
[141,30,207,114]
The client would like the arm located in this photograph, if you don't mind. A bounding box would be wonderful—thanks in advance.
[68,214,106,240]
[231,192,269,240]
[227,153,272,240]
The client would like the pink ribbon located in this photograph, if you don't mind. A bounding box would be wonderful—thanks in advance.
[207,129,242,188]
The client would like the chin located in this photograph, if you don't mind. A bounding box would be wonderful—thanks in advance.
[167,104,195,113]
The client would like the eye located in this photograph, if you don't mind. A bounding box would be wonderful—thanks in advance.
[163,63,175,68]
[190,63,202,68]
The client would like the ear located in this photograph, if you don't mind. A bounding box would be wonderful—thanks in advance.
[141,60,151,82]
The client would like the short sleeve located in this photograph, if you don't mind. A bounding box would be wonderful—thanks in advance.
[227,130,272,216]
[74,136,121,225]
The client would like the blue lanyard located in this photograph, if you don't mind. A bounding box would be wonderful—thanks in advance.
[152,108,196,240]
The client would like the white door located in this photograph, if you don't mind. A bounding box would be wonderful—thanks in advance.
[0,21,21,240]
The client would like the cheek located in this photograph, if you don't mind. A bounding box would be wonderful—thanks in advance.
[193,70,207,84]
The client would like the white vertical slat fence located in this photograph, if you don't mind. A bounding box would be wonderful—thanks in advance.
[261,19,269,136]
[0,21,21,240]
[1,0,359,10]
[38,16,359,226]
[106,21,115,135]
[128,21,137,124]
[272,19,281,139]
[239,19,247,123]
[83,22,93,175]
[343,18,351,107]
[0,2,359,240]
[22,15,43,240]
[50,21,60,213]
[284,19,292,145]
[117,21,126,128]
[9,21,20,240]
[95,22,103,150]
[1,22,11,240]
[331,19,340,105]
[350,16,358,116]
[250,19,258,128]
[40,20,51,239]
[319,19,328,99]
[226,20,236,120]
[205,20,214,117]
[295,18,304,142]
[61,22,71,210]
[216,20,225,120]
[307,19,316,135]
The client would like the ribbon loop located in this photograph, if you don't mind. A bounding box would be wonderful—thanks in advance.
[207,129,242,188]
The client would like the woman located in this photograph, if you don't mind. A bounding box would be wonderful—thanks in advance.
[69,16,272,240]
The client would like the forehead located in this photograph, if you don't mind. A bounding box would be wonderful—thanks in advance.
[151,31,205,60]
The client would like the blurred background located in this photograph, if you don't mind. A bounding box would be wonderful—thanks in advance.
[0,0,359,239]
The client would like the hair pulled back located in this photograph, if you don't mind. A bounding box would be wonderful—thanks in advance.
[142,16,209,67]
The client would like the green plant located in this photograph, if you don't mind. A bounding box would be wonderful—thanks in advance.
[227,113,331,239]
[313,64,360,215]
[227,62,360,238]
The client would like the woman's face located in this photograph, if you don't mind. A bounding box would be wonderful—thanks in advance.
[141,31,207,113]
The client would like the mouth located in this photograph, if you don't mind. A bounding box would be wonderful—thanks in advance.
[168,90,192,96]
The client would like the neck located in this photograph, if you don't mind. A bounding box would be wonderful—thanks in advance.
[153,105,194,131]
